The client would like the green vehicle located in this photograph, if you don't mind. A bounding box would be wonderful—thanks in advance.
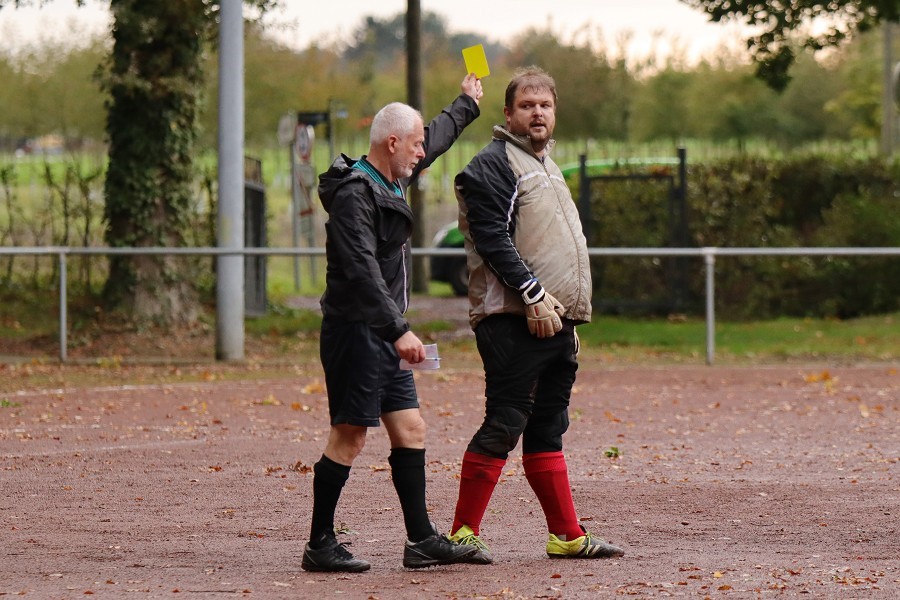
[429,221,469,296]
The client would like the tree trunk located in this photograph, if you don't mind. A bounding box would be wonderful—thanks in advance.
[102,0,208,325]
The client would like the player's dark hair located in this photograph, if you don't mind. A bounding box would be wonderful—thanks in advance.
[504,66,558,109]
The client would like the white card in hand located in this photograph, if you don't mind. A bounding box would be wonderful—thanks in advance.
[399,343,440,370]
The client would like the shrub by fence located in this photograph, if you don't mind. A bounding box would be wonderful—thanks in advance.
[581,154,899,319]
[689,156,900,319]
[2,153,898,320]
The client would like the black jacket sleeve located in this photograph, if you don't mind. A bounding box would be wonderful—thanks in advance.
[455,141,534,291]
[411,94,480,180]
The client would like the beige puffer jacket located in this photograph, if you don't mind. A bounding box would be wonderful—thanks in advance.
[455,126,592,329]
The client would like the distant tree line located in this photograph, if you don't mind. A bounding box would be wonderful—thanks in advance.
[0,11,895,154]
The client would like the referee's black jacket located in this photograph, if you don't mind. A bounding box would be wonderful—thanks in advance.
[317,94,480,343]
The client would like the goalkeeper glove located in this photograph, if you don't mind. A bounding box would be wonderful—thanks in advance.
[521,278,564,338]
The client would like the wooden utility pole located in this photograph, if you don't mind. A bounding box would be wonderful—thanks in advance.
[406,0,427,292]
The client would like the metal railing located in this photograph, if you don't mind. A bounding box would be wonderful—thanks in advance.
[1,246,898,364]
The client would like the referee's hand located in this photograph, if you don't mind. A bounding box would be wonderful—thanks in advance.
[395,331,425,364]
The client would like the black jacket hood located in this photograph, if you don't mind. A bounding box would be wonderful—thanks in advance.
[318,154,365,214]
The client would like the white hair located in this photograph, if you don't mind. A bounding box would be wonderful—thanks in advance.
[369,102,423,145]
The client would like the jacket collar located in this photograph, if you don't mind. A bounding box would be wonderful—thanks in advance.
[491,125,555,160]
[319,154,412,222]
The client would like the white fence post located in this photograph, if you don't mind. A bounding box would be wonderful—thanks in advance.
[704,249,716,365]
[58,250,67,363]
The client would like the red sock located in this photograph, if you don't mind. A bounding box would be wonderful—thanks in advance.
[522,451,582,540]
[452,451,506,536]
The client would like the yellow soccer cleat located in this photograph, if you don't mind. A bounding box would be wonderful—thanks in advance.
[449,524,494,564]
[546,525,625,559]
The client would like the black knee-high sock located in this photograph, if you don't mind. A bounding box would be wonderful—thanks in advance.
[309,455,350,545]
[388,447,433,542]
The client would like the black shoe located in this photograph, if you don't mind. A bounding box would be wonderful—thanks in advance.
[301,533,371,573]
[403,523,479,569]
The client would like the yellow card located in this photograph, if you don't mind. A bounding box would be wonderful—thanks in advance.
[462,44,490,78]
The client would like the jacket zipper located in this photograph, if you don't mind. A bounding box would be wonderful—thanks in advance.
[401,242,409,313]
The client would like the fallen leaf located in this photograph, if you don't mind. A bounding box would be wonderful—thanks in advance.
[302,381,324,394]
[803,370,831,383]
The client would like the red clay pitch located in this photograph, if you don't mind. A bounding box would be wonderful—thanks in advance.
[1,364,898,598]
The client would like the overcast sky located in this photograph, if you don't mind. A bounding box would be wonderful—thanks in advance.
[0,0,755,63]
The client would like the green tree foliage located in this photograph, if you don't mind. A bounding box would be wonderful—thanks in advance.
[823,29,886,139]
[631,68,693,144]
[343,11,505,73]
[0,38,107,149]
[508,26,630,140]
[679,0,900,90]
[338,10,505,129]
[2,6,892,155]
[628,30,888,149]
[1,0,277,327]
[688,62,780,146]
[199,23,353,148]
[42,41,108,146]
[772,53,843,142]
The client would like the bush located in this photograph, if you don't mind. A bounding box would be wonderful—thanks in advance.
[585,154,899,319]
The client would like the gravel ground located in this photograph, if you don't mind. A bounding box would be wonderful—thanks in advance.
[1,363,898,598]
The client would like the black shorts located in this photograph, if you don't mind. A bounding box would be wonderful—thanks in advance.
[319,319,419,427]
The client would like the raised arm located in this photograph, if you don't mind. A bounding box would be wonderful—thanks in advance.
[411,75,483,178]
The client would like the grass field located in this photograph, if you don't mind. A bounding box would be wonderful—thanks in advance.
[579,312,898,363]
[2,285,896,366]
